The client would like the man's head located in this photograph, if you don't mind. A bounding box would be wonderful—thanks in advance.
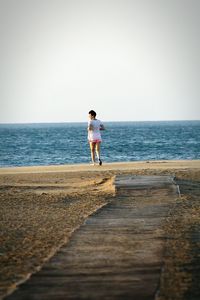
[88,110,96,119]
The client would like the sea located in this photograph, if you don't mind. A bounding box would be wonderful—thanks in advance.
[0,121,199,168]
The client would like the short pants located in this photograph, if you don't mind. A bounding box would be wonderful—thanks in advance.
[88,139,102,143]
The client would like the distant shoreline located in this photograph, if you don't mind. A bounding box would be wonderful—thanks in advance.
[0,159,199,174]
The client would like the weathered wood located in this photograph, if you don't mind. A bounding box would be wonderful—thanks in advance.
[5,175,179,300]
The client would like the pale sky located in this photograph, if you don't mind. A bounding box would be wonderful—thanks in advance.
[0,0,199,123]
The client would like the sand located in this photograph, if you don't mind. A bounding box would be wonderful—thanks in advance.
[0,160,200,299]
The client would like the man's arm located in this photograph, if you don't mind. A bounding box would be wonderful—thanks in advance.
[100,124,105,130]
[88,121,93,131]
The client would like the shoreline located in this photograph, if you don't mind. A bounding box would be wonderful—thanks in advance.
[0,159,199,174]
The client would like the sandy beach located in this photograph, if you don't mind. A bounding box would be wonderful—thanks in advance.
[0,160,200,299]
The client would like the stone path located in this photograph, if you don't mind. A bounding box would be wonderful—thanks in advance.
[5,175,179,300]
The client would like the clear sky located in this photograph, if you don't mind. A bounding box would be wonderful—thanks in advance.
[0,0,199,123]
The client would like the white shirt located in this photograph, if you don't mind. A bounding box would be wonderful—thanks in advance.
[88,119,103,142]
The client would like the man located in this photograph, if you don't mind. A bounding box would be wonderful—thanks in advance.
[88,110,105,165]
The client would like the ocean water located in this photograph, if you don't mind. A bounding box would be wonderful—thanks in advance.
[0,121,199,167]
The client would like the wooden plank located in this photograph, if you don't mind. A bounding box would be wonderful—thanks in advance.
[5,175,179,300]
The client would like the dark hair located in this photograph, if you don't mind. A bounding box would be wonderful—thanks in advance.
[89,110,96,117]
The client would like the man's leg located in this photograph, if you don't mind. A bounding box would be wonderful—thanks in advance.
[90,142,96,164]
[96,143,102,165]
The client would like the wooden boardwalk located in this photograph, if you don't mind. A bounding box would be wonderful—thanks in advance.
[6,175,179,300]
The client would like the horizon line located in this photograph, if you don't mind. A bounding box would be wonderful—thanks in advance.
[0,119,200,125]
